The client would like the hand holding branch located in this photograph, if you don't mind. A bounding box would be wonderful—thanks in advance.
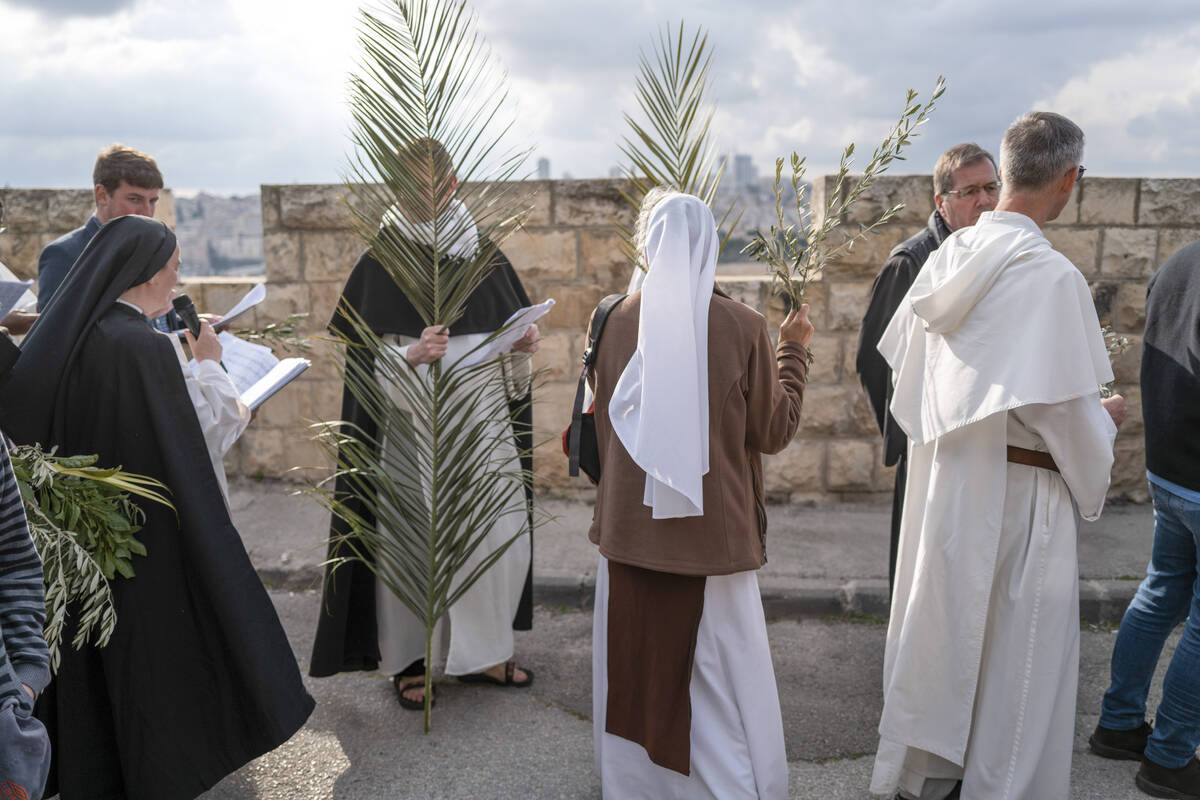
[407,326,450,365]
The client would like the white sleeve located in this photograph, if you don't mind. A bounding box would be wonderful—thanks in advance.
[1011,393,1118,520]
[189,359,252,457]
[501,351,533,401]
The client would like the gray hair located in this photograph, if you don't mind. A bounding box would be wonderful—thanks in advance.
[999,112,1084,191]
[933,143,996,195]
[634,186,682,264]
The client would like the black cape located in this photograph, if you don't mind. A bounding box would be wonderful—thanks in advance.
[309,238,535,678]
[2,216,314,800]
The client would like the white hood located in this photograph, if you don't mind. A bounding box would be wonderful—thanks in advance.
[879,211,1112,446]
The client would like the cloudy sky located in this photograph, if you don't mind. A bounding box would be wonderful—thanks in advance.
[3,0,1199,194]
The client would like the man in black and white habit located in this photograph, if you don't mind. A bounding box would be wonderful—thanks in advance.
[869,112,1127,799]
[310,148,538,708]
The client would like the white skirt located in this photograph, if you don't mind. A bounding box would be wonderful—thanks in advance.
[593,555,788,799]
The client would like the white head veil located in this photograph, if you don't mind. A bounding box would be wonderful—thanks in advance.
[610,193,718,519]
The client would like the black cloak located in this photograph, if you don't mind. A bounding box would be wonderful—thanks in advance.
[1,216,314,800]
[309,236,535,678]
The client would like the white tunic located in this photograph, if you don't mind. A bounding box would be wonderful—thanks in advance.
[593,556,788,799]
[869,212,1117,799]
[373,332,532,676]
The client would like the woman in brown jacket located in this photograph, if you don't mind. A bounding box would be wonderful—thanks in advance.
[587,191,814,799]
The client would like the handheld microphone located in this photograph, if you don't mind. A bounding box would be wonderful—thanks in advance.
[172,294,202,338]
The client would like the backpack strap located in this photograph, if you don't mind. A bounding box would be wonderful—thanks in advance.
[568,293,627,477]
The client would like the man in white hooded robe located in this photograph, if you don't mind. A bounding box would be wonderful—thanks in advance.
[869,112,1127,800]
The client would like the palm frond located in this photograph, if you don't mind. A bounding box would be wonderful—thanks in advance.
[618,22,740,270]
[314,0,539,732]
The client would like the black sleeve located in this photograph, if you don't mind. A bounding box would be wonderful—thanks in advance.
[855,254,919,466]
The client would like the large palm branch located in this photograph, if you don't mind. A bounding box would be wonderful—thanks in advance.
[313,0,535,732]
[618,22,740,269]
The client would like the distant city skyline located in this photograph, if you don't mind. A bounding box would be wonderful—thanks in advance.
[3,0,1200,193]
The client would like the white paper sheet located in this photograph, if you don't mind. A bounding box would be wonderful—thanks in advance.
[210,331,278,395]
[460,298,555,367]
[215,282,266,326]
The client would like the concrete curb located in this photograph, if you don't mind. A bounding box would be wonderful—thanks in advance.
[261,568,1140,626]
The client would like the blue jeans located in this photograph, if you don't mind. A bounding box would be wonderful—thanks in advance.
[1100,481,1200,768]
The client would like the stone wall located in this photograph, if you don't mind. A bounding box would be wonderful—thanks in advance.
[4,176,1187,502]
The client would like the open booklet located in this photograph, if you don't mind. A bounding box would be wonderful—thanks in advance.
[459,298,555,367]
[191,331,310,411]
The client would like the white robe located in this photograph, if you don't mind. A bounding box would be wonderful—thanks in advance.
[373,332,532,676]
[593,556,788,799]
[869,211,1117,799]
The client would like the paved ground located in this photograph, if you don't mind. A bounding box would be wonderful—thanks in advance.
[190,481,1169,799]
[201,591,1172,799]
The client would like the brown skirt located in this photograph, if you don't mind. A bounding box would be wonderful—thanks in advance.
[604,560,706,775]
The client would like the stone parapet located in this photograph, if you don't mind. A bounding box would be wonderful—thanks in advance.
[7,175,1195,503]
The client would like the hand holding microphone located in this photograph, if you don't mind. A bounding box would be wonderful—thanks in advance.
[175,294,222,363]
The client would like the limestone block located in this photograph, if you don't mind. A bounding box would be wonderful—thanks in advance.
[257,281,310,326]
[204,281,260,318]
[850,386,879,436]
[828,225,908,275]
[503,229,577,281]
[541,284,607,331]
[302,230,363,282]
[283,434,333,479]
[255,379,313,429]
[1111,333,1142,384]
[1090,282,1118,328]
[1079,179,1138,225]
[533,331,579,383]
[814,174,933,228]
[1110,437,1147,500]
[799,385,856,435]
[827,440,875,491]
[1100,228,1158,278]
[1115,281,1148,332]
[242,428,288,477]
[1044,184,1080,226]
[45,189,95,230]
[306,347,344,382]
[805,335,842,384]
[264,231,302,282]
[307,281,346,334]
[764,441,824,493]
[310,379,345,422]
[260,186,282,231]
[0,233,53,281]
[827,280,873,331]
[872,454,897,492]
[579,229,633,292]
[533,378,578,437]
[1044,228,1100,276]
[719,276,769,313]
[764,288,792,329]
[1,190,50,227]
[1139,179,1200,226]
[1156,228,1200,264]
[554,179,634,229]
[279,185,355,229]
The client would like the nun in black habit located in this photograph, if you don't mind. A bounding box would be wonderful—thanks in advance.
[1,215,314,800]
[309,215,537,707]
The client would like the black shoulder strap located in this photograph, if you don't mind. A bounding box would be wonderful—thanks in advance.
[568,293,627,477]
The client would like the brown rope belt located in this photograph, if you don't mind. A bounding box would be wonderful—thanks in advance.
[1006,445,1059,473]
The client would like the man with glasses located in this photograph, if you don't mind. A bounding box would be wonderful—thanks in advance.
[869,111,1125,799]
[856,143,999,593]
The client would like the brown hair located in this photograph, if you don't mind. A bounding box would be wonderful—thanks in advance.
[933,143,996,196]
[93,144,163,194]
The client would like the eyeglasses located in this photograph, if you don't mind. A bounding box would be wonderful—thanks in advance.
[942,182,1002,200]
[1074,165,1087,183]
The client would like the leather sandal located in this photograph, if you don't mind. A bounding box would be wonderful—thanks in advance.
[458,660,534,688]
[393,674,436,710]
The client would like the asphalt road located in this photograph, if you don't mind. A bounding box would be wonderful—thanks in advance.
[196,590,1174,800]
